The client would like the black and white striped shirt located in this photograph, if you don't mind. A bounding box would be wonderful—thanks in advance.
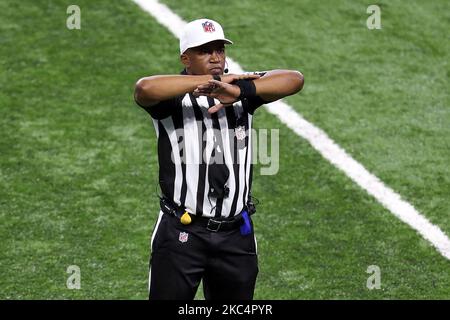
[138,71,266,218]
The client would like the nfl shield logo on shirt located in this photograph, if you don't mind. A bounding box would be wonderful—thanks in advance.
[235,125,246,140]
[179,231,189,243]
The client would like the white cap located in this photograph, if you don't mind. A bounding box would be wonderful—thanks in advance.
[179,18,233,54]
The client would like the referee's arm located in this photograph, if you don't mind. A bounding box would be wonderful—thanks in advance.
[134,75,215,107]
[253,69,304,102]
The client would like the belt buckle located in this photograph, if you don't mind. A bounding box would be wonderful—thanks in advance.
[206,219,222,232]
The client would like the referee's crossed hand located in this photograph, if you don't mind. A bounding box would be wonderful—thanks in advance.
[193,73,260,114]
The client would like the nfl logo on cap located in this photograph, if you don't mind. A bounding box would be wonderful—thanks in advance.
[202,21,215,32]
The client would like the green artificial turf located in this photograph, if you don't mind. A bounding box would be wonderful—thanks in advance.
[0,0,449,299]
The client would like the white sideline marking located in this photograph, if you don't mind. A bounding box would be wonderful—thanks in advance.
[132,0,450,260]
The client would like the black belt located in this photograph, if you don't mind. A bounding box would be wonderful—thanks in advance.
[159,197,250,232]
[193,215,244,232]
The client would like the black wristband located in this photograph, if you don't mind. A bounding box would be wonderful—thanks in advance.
[212,75,221,81]
[235,79,256,100]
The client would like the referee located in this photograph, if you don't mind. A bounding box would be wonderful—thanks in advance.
[134,18,304,300]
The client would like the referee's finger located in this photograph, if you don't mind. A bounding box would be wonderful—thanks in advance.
[195,87,213,94]
[197,83,215,89]
[239,74,260,80]
[208,79,225,86]
[207,103,225,114]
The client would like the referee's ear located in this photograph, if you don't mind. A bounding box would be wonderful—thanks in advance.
[180,53,190,69]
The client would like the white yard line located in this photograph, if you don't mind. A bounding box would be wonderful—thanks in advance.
[132,0,450,260]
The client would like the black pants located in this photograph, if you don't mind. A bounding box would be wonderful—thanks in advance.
[148,211,258,300]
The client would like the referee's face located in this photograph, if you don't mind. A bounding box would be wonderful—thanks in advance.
[182,40,226,76]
